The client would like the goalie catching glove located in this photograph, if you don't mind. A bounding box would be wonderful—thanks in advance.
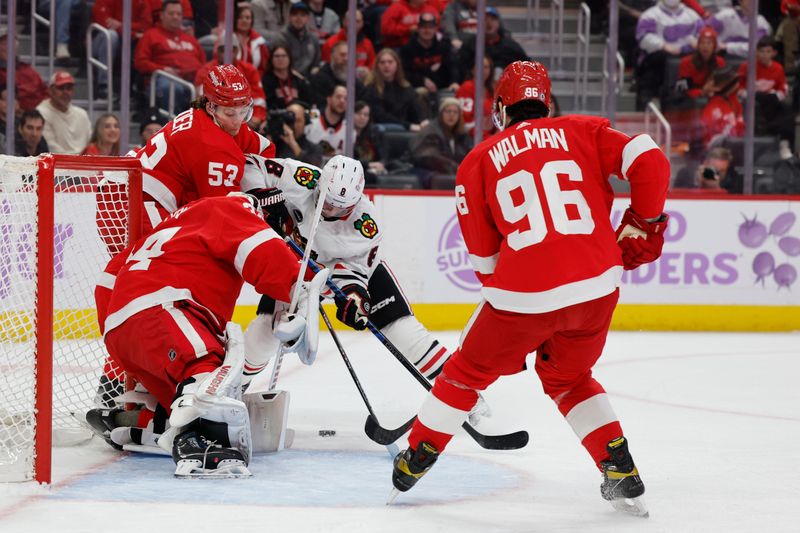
[615,207,669,270]
[335,284,371,330]
[273,267,330,365]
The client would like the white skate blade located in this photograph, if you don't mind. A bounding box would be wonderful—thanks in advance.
[611,496,649,518]
[174,459,252,479]
[386,488,400,505]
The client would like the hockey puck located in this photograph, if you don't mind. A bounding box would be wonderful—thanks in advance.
[318,429,336,437]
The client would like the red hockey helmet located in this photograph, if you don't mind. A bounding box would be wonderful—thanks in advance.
[492,61,551,130]
[203,64,252,108]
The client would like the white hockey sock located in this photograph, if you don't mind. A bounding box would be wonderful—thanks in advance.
[381,316,451,379]
[243,313,280,386]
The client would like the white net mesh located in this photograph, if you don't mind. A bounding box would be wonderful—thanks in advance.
[0,156,137,482]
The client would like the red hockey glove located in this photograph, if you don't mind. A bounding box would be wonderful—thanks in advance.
[335,284,371,330]
[615,207,669,270]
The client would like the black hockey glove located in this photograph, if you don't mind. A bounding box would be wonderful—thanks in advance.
[335,284,371,330]
[247,187,291,234]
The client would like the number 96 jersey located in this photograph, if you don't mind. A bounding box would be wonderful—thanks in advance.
[455,115,669,314]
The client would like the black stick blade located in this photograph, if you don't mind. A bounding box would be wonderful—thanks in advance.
[364,414,415,445]
[462,423,529,450]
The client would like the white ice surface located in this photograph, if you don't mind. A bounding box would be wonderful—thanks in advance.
[1,330,799,532]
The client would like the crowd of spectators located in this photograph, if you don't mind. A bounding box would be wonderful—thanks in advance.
[583,0,799,193]
[1,0,535,188]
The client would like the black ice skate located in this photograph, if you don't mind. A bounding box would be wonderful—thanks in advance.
[600,436,648,518]
[387,442,439,503]
[95,375,125,408]
[85,407,126,450]
[171,427,251,479]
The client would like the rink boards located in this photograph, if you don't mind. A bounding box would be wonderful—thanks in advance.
[2,191,798,338]
[240,191,800,332]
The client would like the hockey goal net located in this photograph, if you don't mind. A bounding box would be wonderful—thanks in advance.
[0,154,142,483]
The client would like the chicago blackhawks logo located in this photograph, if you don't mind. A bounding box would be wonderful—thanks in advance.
[354,214,378,239]
[293,166,320,189]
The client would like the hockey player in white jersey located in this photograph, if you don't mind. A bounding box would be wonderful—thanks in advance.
[241,155,488,424]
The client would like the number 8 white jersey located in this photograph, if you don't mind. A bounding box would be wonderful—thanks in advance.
[244,155,382,291]
[455,115,670,314]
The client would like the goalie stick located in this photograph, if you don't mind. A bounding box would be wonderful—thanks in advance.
[319,304,399,458]
[267,169,331,391]
[283,239,530,451]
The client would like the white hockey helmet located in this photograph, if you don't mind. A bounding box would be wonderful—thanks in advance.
[320,155,365,218]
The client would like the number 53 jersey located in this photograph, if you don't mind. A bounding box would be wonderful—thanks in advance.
[455,115,670,314]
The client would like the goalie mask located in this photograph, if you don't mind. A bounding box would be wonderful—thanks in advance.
[493,60,551,130]
[320,155,365,219]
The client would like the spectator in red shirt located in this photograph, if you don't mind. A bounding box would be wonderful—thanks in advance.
[135,0,207,113]
[90,0,152,98]
[81,113,121,156]
[737,37,794,158]
[234,4,270,78]
[677,26,725,98]
[322,9,376,71]
[194,39,268,131]
[456,55,496,139]
[701,66,744,149]
[380,0,439,49]
[0,26,48,111]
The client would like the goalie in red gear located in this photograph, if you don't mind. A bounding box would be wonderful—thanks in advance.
[389,61,669,518]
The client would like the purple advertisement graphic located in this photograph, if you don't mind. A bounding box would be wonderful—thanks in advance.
[0,198,74,300]
[742,211,797,290]
[617,206,799,291]
[436,214,481,292]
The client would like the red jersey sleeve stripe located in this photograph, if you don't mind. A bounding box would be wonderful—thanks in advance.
[234,228,282,275]
[621,134,660,180]
[142,174,178,212]
[97,272,116,290]
[468,252,498,275]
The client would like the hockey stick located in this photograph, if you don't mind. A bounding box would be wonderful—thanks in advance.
[267,171,331,391]
[284,239,529,451]
[318,303,399,457]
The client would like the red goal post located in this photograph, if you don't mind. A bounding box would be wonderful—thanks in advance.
[0,154,142,484]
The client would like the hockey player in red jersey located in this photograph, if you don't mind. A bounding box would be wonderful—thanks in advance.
[93,64,277,393]
[133,64,275,231]
[389,61,670,517]
[96,193,327,477]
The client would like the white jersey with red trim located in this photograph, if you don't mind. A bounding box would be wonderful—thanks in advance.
[456,114,670,314]
[103,195,299,335]
[244,155,381,291]
[134,108,275,217]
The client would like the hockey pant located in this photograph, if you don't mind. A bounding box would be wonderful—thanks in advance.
[104,300,227,412]
[246,262,452,380]
[409,289,623,469]
[94,196,172,389]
